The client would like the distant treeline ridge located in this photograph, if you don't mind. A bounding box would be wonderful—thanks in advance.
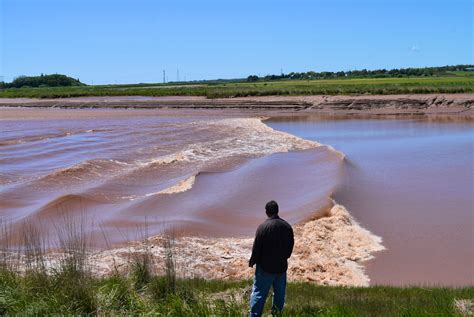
[0,65,473,89]
[247,64,474,82]
[1,74,84,88]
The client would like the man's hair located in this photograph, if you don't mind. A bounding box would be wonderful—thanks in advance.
[265,200,279,216]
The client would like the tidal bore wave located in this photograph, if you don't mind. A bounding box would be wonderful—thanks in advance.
[1,116,349,245]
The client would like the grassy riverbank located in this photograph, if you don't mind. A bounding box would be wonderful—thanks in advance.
[1,75,473,99]
[0,268,472,316]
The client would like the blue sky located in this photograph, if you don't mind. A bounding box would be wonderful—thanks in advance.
[1,0,472,84]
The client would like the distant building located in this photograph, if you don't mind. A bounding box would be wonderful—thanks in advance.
[465,67,474,71]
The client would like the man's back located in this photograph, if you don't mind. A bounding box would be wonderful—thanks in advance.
[249,201,293,316]
[249,214,294,274]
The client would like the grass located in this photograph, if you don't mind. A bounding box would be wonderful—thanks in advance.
[0,75,473,99]
[0,270,472,316]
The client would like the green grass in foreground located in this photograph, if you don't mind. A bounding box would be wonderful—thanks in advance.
[0,75,473,99]
[0,268,472,316]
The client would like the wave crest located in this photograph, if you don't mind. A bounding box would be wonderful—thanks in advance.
[37,159,130,185]
[146,175,196,196]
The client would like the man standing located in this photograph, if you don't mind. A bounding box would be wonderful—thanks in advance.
[249,200,294,317]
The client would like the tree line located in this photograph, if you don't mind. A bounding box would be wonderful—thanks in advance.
[247,65,474,82]
[0,74,84,88]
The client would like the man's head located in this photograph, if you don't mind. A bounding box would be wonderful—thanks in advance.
[265,200,279,217]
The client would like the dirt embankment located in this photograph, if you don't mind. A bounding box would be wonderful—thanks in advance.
[0,94,472,115]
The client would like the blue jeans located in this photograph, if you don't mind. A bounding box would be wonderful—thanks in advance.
[250,265,287,317]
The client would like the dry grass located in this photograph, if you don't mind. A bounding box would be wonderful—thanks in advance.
[454,299,474,316]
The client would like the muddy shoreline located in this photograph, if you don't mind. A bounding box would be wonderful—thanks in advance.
[0,94,472,116]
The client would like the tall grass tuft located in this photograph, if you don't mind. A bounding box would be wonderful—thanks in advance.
[146,229,198,305]
[148,229,179,301]
[163,229,177,294]
[128,219,154,290]
[18,219,46,274]
[53,212,91,277]
[0,219,14,271]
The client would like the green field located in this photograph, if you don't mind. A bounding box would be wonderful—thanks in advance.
[1,75,473,99]
[1,269,472,316]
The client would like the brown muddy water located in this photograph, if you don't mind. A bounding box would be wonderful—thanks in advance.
[0,108,472,286]
[267,116,474,286]
[0,108,341,244]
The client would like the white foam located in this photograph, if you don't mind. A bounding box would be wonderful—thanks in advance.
[135,118,320,169]
[146,175,196,196]
[184,118,321,161]
[137,151,189,167]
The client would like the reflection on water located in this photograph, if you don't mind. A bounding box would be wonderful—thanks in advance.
[267,116,474,286]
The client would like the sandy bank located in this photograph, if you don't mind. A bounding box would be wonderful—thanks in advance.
[0,94,472,116]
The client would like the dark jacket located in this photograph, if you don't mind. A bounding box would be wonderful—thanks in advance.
[249,215,294,274]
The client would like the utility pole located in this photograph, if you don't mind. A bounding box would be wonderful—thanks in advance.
[163,70,166,84]
[177,69,180,82]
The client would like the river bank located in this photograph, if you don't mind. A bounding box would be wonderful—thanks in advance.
[0,94,473,116]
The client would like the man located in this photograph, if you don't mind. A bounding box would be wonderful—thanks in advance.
[249,200,294,317]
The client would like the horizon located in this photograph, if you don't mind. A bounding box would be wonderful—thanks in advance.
[1,0,473,84]
[3,63,473,86]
